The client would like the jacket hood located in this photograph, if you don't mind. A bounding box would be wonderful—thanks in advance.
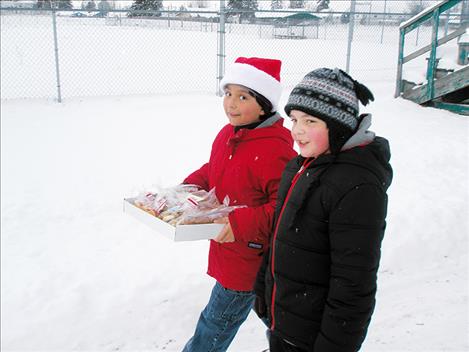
[337,136,392,190]
[296,132,392,190]
[342,114,375,151]
[332,114,392,189]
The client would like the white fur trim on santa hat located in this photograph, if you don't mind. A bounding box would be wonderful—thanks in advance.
[220,62,282,112]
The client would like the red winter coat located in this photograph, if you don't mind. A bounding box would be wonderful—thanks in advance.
[184,116,296,291]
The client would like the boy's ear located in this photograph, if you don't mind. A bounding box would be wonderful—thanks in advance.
[260,109,265,116]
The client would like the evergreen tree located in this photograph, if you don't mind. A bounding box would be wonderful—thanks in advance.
[129,0,163,17]
[227,0,258,22]
[98,0,112,15]
[85,1,97,11]
[289,0,304,9]
[271,0,283,10]
[56,0,72,9]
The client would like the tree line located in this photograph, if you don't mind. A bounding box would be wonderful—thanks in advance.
[30,1,335,16]
[36,1,112,12]
[126,0,330,19]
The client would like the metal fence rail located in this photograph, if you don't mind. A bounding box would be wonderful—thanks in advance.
[1,3,466,102]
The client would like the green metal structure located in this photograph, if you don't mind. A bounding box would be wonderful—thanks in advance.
[395,0,468,115]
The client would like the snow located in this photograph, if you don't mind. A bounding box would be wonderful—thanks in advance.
[1,11,469,352]
[1,12,434,100]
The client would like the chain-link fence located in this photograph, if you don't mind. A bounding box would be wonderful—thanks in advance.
[1,1,467,102]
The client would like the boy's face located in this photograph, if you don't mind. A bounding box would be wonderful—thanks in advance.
[290,110,330,158]
[223,84,265,127]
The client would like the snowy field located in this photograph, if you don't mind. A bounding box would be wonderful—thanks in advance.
[0,12,442,100]
[2,13,469,352]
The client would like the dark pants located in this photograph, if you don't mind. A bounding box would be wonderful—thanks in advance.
[269,333,307,352]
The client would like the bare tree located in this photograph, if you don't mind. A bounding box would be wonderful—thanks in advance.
[406,1,430,17]
[37,0,73,9]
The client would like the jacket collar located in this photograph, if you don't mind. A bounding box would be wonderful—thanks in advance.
[257,113,282,128]
[233,113,282,133]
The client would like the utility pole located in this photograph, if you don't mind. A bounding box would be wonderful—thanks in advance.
[217,0,226,96]
[345,0,356,73]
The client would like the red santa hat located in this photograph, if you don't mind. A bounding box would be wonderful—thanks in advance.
[220,57,282,112]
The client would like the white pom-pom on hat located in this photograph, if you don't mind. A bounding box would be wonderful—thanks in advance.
[220,57,282,112]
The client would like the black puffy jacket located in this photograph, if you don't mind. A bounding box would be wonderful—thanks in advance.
[255,136,393,352]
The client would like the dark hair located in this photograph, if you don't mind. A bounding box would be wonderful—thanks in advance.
[248,89,275,119]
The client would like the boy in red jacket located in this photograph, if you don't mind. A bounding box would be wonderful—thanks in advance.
[182,57,296,352]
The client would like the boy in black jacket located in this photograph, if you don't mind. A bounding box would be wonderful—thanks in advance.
[254,68,393,352]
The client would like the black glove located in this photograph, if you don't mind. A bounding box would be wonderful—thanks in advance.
[254,294,267,319]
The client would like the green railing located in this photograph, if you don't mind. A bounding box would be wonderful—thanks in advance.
[395,0,467,104]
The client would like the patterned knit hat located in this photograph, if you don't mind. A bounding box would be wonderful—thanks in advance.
[285,67,374,154]
[220,57,282,112]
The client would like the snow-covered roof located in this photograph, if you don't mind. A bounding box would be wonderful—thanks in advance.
[255,9,321,19]
[183,8,217,17]
[0,0,35,8]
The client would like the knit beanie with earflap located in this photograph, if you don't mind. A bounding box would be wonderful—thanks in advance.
[220,57,282,114]
[285,68,374,154]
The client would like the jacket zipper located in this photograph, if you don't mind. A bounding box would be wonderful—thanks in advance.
[270,158,315,330]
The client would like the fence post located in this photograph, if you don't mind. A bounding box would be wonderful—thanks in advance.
[345,0,356,73]
[380,0,387,44]
[51,8,62,103]
[217,0,226,96]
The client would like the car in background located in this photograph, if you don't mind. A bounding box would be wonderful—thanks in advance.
[71,12,87,18]
[91,12,106,18]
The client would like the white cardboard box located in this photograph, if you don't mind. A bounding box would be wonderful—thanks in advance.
[123,198,224,241]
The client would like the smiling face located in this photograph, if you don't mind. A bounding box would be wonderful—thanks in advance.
[223,84,265,126]
[290,110,330,158]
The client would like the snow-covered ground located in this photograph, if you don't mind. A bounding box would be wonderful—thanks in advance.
[2,81,468,352]
[1,11,469,352]
[1,12,447,101]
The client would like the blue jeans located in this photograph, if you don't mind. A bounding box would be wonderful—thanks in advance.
[182,281,256,352]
